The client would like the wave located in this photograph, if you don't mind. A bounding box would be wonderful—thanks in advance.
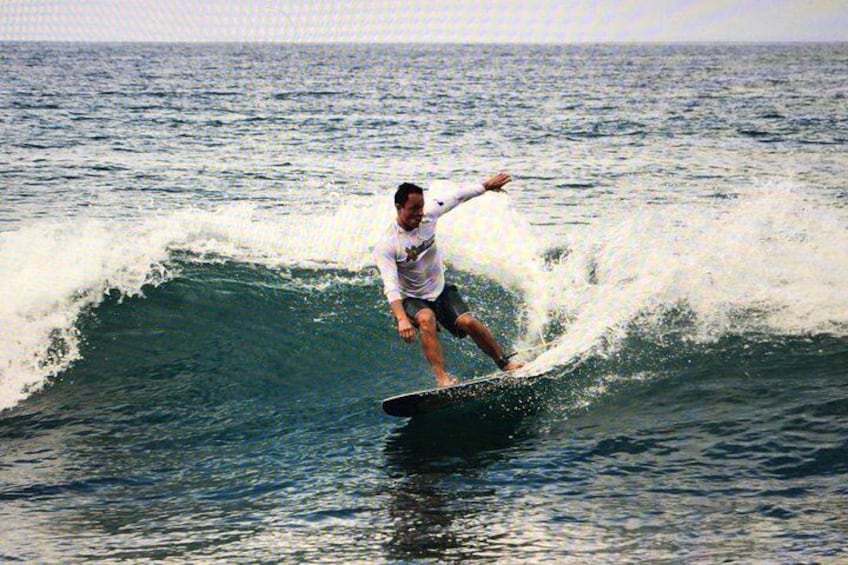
[535,182,847,366]
[1,180,846,411]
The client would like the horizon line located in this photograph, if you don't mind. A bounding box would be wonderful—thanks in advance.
[2,39,847,45]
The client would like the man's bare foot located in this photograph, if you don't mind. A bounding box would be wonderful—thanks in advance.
[437,374,459,388]
[503,360,525,371]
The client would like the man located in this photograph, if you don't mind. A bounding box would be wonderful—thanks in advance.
[374,172,525,388]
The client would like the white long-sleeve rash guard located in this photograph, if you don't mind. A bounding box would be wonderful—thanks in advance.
[374,182,486,304]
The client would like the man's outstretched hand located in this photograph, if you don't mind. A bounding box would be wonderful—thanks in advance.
[482,172,512,192]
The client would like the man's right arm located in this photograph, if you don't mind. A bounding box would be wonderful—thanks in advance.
[389,299,415,343]
[374,241,415,343]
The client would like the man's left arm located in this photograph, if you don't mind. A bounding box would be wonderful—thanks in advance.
[427,173,512,218]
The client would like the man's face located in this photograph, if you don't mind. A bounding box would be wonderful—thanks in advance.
[397,193,424,231]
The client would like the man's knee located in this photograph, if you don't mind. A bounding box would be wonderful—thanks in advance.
[416,309,438,332]
[454,312,477,333]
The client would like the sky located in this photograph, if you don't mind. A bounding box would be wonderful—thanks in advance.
[1,0,846,43]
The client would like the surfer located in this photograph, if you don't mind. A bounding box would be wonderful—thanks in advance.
[374,172,525,387]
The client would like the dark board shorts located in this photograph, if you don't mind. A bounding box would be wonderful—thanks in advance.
[402,284,470,338]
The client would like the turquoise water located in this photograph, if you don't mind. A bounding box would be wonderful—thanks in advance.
[1,43,847,562]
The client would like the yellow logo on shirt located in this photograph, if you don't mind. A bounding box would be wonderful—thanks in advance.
[402,236,435,263]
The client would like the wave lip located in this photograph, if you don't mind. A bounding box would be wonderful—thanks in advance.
[0,218,177,411]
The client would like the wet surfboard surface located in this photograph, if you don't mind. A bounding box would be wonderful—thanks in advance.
[381,371,546,418]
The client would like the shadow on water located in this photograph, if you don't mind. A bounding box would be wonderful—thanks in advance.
[379,381,557,563]
[383,375,562,470]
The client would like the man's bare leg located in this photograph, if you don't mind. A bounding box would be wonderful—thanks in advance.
[455,313,526,371]
[416,309,458,387]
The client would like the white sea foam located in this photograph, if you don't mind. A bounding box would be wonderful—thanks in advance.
[0,197,397,411]
[0,217,175,410]
[528,181,848,371]
[1,180,846,410]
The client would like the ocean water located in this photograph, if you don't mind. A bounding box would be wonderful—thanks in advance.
[1,42,847,563]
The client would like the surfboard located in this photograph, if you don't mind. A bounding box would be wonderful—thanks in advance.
[381,370,546,418]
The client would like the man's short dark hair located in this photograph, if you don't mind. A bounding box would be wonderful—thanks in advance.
[395,182,424,208]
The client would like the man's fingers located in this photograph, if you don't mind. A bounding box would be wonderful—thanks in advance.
[485,172,512,192]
